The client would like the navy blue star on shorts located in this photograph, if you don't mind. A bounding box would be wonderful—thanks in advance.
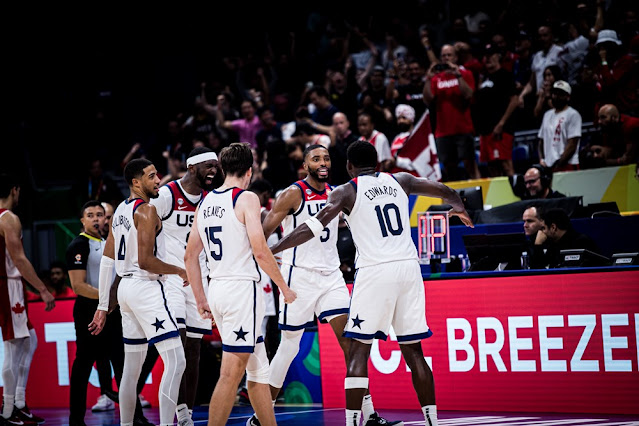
[152,317,165,331]
[234,327,248,341]
[351,315,364,329]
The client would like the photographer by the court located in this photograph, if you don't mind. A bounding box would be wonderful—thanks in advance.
[423,44,480,181]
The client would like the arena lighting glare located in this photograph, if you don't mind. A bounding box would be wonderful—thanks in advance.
[418,209,451,264]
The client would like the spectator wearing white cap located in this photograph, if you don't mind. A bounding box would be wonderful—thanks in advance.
[537,80,583,172]
[596,31,639,116]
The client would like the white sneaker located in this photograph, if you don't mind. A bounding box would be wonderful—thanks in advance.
[139,394,151,408]
[91,394,115,412]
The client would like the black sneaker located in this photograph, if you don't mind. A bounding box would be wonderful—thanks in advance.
[103,389,119,404]
[1,409,26,426]
[16,405,44,425]
[364,412,403,426]
[245,414,261,426]
[133,415,154,426]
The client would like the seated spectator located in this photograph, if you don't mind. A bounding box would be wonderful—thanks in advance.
[531,207,600,268]
[28,260,75,301]
[537,81,582,172]
[522,205,543,242]
[519,165,566,200]
[580,104,639,168]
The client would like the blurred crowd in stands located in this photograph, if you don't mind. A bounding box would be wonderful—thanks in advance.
[6,1,639,216]
[101,0,635,192]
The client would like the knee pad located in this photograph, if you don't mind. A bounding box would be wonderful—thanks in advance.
[278,330,303,359]
[247,362,270,384]
[246,344,270,384]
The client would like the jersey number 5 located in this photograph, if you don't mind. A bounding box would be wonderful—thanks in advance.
[206,226,223,261]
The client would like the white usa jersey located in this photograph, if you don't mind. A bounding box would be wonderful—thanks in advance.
[345,173,417,268]
[280,180,339,273]
[197,187,259,281]
[112,198,167,281]
[152,180,208,269]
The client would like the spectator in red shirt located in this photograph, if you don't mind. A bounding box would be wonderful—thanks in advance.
[424,44,480,181]
[27,261,75,301]
[596,31,639,116]
[581,103,639,167]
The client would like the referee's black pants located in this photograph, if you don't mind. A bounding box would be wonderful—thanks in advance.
[68,296,125,423]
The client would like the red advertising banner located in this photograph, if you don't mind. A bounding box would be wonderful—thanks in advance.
[0,300,163,408]
[318,270,639,414]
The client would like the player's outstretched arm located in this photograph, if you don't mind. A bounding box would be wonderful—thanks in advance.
[1,212,55,311]
[270,183,354,254]
[184,211,212,320]
[262,185,301,238]
[395,172,474,227]
[239,191,296,304]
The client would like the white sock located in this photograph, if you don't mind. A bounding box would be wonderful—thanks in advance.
[361,394,374,423]
[422,405,438,426]
[346,409,361,426]
[2,395,14,418]
[14,386,26,409]
[176,403,189,422]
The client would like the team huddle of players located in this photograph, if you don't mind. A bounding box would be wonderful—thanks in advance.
[1,140,472,426]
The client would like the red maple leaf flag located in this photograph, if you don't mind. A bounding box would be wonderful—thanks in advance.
[396,109,441,181]
[12,302,25,314]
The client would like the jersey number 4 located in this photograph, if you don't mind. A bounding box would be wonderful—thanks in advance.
[374,204,403,237]
[117,235,126,260]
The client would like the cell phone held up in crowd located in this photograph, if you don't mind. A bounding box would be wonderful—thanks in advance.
[433,63,451,73]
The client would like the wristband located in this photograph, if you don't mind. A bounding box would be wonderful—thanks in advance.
[601,61,608,66]
[304,216,324,237]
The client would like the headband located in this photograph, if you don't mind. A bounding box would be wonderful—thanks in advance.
[186,152,218,167]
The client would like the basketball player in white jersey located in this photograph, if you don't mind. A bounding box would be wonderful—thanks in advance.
[184,143,296,426]
[270,141,473,426]
[151,146,219,426]
[246,144,400,426]
[0,173,53,425]
[89,159,186,426]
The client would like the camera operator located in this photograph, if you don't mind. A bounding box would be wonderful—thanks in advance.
[424,44,480,181]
